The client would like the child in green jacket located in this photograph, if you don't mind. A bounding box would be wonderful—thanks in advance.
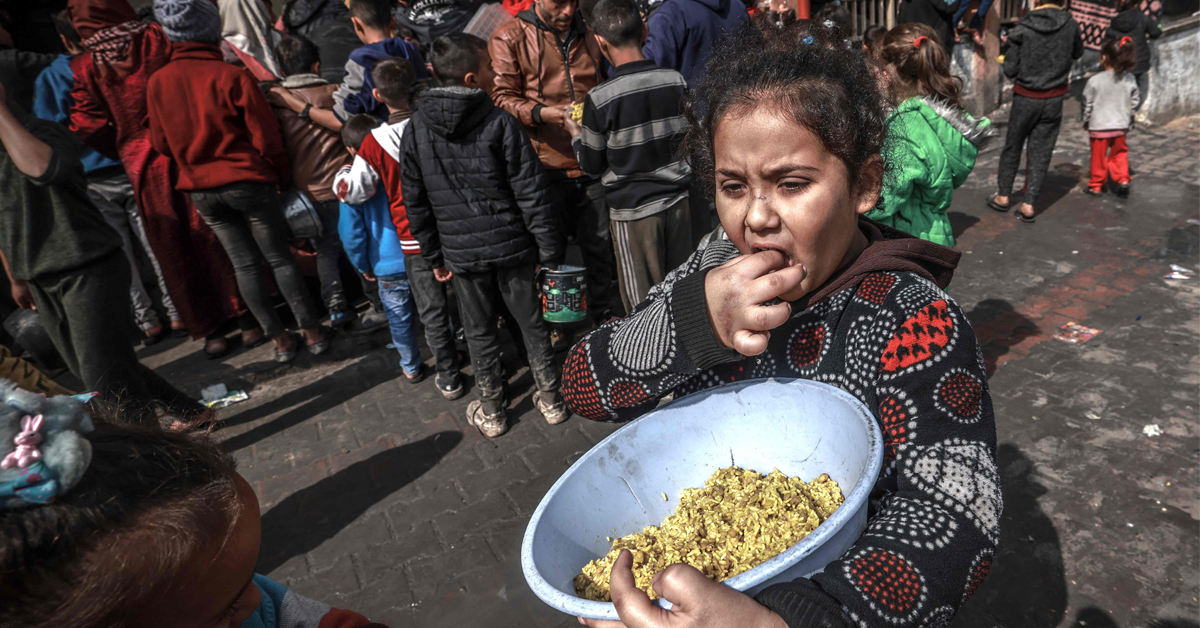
[867,24,994,247]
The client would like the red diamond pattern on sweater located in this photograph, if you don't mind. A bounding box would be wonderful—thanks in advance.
[789,325,825,370]
[608,380,652,407]
[881,299,953,371]
[878,395,909,463]
[851,550,923,615]
[857,273,897,304]
[939,372,983,418]
[561,342,607,421]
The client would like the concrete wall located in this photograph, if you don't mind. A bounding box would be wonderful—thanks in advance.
[1141,17,1200,124]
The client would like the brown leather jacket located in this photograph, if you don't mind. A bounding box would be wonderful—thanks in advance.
[489,10,602,177]
[272,76,352,202]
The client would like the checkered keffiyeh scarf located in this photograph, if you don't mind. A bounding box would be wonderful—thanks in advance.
[81,20,150,66]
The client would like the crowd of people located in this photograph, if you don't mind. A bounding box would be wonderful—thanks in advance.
[0,0,1159,625]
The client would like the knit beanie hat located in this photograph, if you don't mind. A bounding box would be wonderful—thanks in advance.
[154,0,223,43]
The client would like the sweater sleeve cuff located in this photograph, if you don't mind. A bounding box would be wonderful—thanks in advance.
[755,579,855,628]
[670,268,740,370]
[532,105,545,125]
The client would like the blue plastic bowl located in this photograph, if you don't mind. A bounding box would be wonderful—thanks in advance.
[521,378,883,621]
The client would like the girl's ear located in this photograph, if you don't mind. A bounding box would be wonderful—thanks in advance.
[853,155,884,215]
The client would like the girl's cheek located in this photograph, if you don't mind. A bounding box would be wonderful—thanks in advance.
[231,582,262,626]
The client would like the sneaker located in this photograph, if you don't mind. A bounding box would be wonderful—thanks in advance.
[436,374,465,400]
[348,309,388,335]
[404,363,427,384]
[1116,184,1130,198]
[535,391,570,425]
[466,400,508,438]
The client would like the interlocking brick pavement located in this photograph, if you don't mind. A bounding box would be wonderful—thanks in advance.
[136,108,1199,628]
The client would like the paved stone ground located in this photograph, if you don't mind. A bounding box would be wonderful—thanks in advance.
[137,104,1200,628]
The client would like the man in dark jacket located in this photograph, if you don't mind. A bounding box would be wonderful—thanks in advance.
[1106,0,1162,111]
[643,0,748,86]
[282,0,363,84]
[897,0,961,53]
[401,33,567,439]
[489,0,616,320]
[395,0,483,49]
[0,89,202,422]
[991,0,1082,222]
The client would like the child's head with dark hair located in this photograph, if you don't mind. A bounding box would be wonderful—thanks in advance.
[341,113,383,154]
[372,57,417,110]
[52,9,82,53]
[681,21,887,301]
[349,0,396,40]
[275,33,322,78]
[430,33,496,93]
[0,422,262,628]
[862,24,886,57]
[815,3,852,44]
[589,0,646,50]
[879,23,962,108]
[1101,36,1137,74]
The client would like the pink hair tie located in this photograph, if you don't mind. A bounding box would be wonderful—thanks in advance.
[1,414,44,470]
[913,36,930,49]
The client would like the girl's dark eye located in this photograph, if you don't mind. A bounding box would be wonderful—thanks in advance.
[780,180,810,193]
[720,182,746,197]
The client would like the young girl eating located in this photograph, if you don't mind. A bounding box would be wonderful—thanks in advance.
[0,383,385,628]
[564,22,1001,628]
[867,24,995,247]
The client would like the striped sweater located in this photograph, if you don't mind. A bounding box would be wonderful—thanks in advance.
[571,60,691,221]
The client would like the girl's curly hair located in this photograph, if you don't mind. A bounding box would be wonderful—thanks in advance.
[681,21,890,198]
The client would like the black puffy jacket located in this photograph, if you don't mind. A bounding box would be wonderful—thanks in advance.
[1106,9,1163,76]
[282,0,362,84]
[400,87,564,274]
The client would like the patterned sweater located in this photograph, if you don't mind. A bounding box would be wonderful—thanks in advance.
[562,225,1001,627]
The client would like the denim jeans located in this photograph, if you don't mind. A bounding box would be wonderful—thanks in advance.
[377,273,422,375]
[189,182,320,338]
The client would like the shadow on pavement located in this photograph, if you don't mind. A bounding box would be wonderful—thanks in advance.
[219,357,399,450]
[949,211,981,240]
[256,430,463,573]
[1067,608,1200,628]
[963,299,1038,377]
[971,444,1067,627]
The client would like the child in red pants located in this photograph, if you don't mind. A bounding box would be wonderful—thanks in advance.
[1083,36,1140,198]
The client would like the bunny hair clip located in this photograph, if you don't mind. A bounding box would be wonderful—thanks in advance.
[0,381,95,509]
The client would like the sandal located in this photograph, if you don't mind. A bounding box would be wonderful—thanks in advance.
[1016,209,1036,223]
[305,327,333,356]
[987,195,1013,212]
[204,337,230,360]
[274,333,299,363]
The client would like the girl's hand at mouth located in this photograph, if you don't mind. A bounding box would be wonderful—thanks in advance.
[704,250,806,356]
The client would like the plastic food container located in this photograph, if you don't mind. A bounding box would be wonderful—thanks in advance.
[521,378,883,621]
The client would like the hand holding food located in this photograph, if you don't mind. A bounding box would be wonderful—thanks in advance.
[704,250,806,356]
[576,467,843,602]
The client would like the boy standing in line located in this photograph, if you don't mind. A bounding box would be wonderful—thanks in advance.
[333,0,428,122]
[335,58,465,397]
[401,34,567,438]
[564,0,691,313]
[335,114,426,381]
